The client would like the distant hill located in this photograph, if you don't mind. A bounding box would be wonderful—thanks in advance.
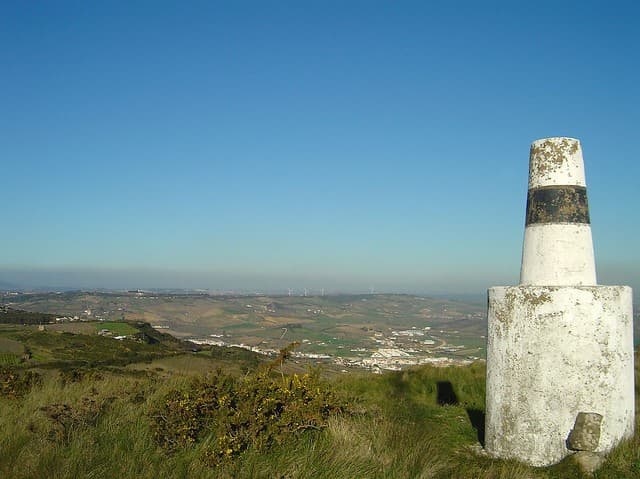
[0,307,58,325]
[4,292,488,365]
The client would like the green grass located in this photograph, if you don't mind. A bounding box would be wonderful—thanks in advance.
[0,320,202,368]
[0,337,25,365]
[0,355,637,479]
[0,353,20,365]
[95,321,140,336]
[0,336,24,353]
[0,317,636,478]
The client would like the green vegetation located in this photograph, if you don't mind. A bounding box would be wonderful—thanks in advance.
[0,336,27,353]
[4,328,170,367]
[0,367,42,398]
[0,307,57,325]
[152,366,347,466]
[0,309,637,478]
[0,320,199,372]
[0,334,638,478]
[6,292,489,360]
[95,321,139,336]
[0,337,28,365]
[0,353,21,366]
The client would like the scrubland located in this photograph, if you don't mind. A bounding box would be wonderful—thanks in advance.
[1,350,638,479]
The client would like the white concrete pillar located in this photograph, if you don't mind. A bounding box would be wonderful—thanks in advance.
[520,138,596,285]
[485,137,635,467]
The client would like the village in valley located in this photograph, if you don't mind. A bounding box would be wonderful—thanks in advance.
[2,291,487,373]
[187,319,482,373]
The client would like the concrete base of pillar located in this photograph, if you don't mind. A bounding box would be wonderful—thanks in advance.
[485,285,634,467]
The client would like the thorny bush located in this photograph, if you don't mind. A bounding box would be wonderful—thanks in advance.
[0,367,42,399]
[152,359,349,465]
[40,393,110,444]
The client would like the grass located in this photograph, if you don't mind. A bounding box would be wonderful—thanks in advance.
[0,353,21,365]
[95,321,140,336]
[0,322,193,369]
[0,355,637,479]
[0,319,636,478]
[0,336,25,353]
[0,336,25,365]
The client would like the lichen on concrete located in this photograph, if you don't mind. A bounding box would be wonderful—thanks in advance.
[529,137,580,180]
[567,412,603,451]
[520,288,552,306]
[486,285,634,466]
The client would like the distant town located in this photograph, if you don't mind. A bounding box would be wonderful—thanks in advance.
[186,320,483,373]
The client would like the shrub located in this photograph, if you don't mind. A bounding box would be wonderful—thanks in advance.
[151,366,349,465]
[40,393,110,444]
[0,367,42,399]
[58,367,104,385]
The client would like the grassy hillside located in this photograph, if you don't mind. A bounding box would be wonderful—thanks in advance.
[0,332,638,478]
[0,307,57,325]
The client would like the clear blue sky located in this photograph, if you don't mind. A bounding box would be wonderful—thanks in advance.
[1,1,638,294]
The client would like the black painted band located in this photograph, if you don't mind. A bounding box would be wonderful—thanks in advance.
[525,186,590,225]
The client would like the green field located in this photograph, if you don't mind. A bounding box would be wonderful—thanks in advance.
[95,321,139,336]
[0,353,20,365]
[0,337,24,366]
[0,336,24,354]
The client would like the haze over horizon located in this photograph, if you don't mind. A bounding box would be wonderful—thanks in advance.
[2,2,638,295]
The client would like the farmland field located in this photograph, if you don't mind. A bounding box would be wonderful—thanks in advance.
[2,292,488,370]
[0,353,20,365]
[95,321,139,336]
[0,337,24,354]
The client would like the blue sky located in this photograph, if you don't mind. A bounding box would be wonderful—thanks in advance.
[1,1,638,294]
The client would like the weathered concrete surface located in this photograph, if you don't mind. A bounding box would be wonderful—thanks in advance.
[520,138,596,286]
[486,137,635,467]
[520,224,596,286]
[485,285,635,466]
[528,137,585,189]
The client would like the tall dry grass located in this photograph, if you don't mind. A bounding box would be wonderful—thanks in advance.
[0,358,637,479]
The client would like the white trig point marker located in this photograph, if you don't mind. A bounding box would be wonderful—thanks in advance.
[520,138,596,286]
[485,137,635,467]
